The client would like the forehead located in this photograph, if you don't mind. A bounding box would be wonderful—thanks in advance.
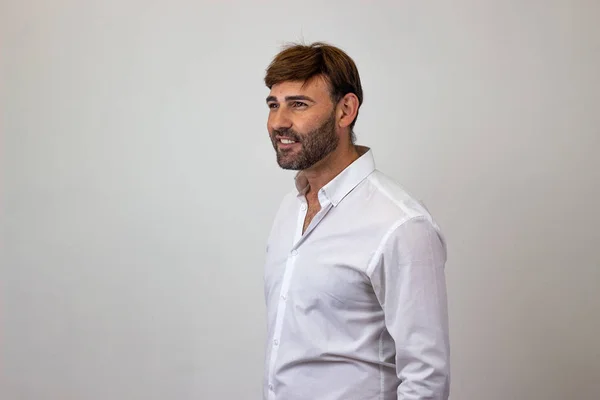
[269,76,332,100]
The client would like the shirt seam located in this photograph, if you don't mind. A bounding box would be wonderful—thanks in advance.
[365,215,429,277]
[367,173,423,219]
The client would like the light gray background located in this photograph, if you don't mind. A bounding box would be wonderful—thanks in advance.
[1,1,599,399]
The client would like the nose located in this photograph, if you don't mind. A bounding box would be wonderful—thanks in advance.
[268,108,292,132]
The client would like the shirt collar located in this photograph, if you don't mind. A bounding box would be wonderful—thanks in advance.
[294,146,375,206]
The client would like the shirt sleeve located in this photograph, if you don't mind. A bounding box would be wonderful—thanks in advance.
[367,216,450,399]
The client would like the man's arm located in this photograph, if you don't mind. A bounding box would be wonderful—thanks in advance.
[367,216,450,399]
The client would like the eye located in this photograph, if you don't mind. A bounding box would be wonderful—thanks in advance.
[292,101,307,108]
[268,103,279,109]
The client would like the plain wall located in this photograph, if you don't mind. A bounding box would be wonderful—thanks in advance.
[1,1,599,399]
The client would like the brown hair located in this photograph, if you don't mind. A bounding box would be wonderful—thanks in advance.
[264,42,363,132]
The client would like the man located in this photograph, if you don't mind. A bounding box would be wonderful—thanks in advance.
[263,42,450,400]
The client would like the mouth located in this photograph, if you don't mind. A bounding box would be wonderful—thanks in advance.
[276,136,300,149]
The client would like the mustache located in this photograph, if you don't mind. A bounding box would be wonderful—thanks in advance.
[272,128,302,142]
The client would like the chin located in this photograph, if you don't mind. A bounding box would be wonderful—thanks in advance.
[277,160,299,170]
[276,155,300,170]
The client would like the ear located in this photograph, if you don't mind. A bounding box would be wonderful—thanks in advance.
[336,93,360,129]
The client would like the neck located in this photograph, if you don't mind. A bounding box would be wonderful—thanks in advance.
[303,142,360,197]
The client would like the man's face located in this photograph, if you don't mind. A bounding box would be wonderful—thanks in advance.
[266,77,339,171]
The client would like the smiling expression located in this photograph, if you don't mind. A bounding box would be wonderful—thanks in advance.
[266,77,340,170]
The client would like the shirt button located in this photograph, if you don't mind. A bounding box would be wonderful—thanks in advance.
[281,294,287,301]
[273,339,279,346]
[300,204,307,211]
[291,250,298,257]
[269,384,274,391]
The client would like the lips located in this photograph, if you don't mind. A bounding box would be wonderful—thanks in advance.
[275,135,300,148]
[276,134,298,142]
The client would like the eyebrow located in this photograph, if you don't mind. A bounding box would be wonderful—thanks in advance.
[266,95,316,104]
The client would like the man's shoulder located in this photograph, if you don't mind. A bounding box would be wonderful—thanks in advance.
[364,169,436,223]
[364,170,446,253]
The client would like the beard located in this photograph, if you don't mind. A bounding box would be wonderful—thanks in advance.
[270,111,339,170]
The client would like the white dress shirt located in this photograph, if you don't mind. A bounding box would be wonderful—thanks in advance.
[263,146,450,400]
